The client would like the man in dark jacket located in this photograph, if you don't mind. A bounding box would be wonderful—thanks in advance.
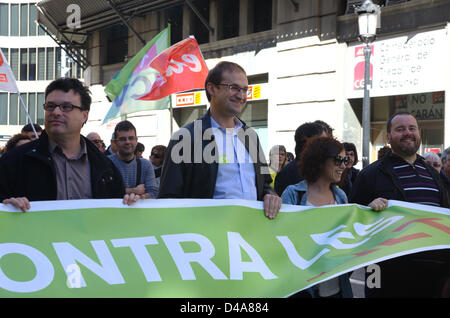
[0,78,138,211]
[159,61,281,219]
[274,121,329,196]
[350,111,450,298]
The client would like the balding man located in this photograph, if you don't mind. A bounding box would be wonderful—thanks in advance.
[86,132,105,152]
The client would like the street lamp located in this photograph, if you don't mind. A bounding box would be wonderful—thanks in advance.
[356,0,380,168]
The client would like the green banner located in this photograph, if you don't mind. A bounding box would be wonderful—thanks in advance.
[0,199,448,297]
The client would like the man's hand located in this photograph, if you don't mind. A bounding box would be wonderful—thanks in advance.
[2,197,31,212]
[263,194,282,219]
[123,193,140,206]
[126,184,146,195]
[368,197,388,212]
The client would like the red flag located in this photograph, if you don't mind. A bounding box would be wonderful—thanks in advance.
[138,37,208,101]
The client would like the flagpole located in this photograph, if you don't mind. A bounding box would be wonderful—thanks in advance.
[18,94,38,139]
[169,94,173,136]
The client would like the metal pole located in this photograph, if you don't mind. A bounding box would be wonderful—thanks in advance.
[362,43,371,168]
[18,94,38,139]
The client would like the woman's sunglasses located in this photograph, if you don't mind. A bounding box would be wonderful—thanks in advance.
[333,155,349,167]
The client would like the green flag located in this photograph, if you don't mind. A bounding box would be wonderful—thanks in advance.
[0,199,448,297]
[102,25,171,124]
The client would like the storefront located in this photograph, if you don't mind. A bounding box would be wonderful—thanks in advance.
[346,26,448,161]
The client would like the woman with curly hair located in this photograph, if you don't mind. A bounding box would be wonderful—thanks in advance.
[281,136,352,298]
[3,133,32,153]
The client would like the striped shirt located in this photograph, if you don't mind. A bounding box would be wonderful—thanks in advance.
[391,154,441,206]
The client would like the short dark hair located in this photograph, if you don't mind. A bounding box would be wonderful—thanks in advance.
[298,136,344,184]
[21,123,42,133]
[205,61,246,102]
[135,142,145,153]
[113,120,136,139]
[343,142,358,166]
[294,122,326,158]
[152,145,167,153]
[386,111,416,133]
[314,120,334,136]
[45,78,92,111]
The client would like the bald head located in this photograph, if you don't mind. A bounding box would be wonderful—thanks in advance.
[86,132,103,151]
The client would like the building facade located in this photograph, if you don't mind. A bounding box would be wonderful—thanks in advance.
[0,0,82,146]
[10,0,450,162]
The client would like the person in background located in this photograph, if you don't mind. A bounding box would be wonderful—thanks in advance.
[339,142,360,197]
[3,133,32,153]
[281,136,354,298]
[377,145,391,160]
[440,147,450,200]
[150,145,166,189]
[21,123,42,140]
[109,120,158,199]
[274,121,330,196]
[104,133,118,156]
[86,132,105,152]
[268,145,287,189]
[135,142,145,159]
[423,151,442,173]
[286,152,294,162]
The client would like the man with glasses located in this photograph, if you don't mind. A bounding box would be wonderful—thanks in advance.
[149,145,166,189]
[349,111,449,298]
[86,132,105,152]
[159,61,281,219]
[109,120,158,199]
[0,77,139,211]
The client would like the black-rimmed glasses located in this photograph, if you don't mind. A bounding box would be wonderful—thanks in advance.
[43,102,84,112]
[217,83,248,95]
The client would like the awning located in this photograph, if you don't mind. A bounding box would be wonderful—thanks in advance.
[36,0,188,69]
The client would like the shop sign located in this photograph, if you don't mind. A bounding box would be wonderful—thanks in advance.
[394,91,445,121]
[174,91,205,108]
[347,28,447,98]
[173,84,266,108]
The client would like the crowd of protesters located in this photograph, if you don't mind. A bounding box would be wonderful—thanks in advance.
[0,61,449,298]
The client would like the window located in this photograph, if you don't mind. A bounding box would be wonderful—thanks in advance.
[253,0,272,33]
[222,0,239,39]
[38,48,45,80]
[166,6,183,45]
[0,93,7,125]
[0,4,8,36]
[20,48,28,81]
[1,48,8,63]
[29,48,36,80]
[55,48,61,78]
[29,3,37,36]
[19,93,28,125]
[191,0,210,44]
[9,93,18,125]
[29,93,36,123]
[46,47,54,80]
[10,4,19,36]
[105,24,128,65]
[20,3,28,36]
[10,49,19,79]
[37,93,45,125]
